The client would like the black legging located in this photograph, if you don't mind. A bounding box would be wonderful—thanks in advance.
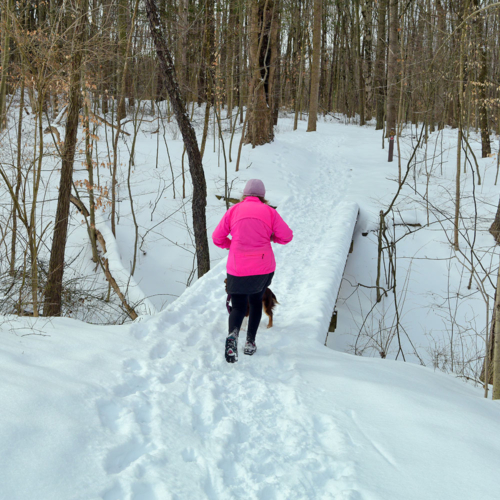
[228,288,266,342]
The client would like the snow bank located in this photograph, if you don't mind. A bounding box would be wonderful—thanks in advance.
[1,119,499,500]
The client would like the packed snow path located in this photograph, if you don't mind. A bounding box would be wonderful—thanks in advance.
[94,131,498,500]
[98,132,360,499]
[2,125,500,500]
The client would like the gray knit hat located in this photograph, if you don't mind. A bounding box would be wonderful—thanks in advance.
[243,179,266,197]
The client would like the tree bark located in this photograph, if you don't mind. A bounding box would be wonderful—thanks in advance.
[361,0,373,121]
[268,0,281,128]
[385,0,398,137]
[177,0,189,97]
[493,260,500,399]
[434,0,446,130]
[454,1,468,252]
[117,0,128,121]
[356,0,366,126]
[0,0,13,129]
[10,70,24,275]
[473,0,491,158]
[374,0,387,130]
[145,0,210,278]
[43,4,85,316]
[245,0,277,147]
[200,0,215,159]
[489,197,500,243]
[307,0,322,132]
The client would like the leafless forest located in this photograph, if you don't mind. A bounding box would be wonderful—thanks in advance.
[1,0,500,394]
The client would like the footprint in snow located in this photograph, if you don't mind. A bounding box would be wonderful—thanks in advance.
[104,438,152,474]
[181,447,196,463]
[131,481,156,500]
[185,329,201,346]
[132,397,153,436]
[158,363,184,384]
[149,340,170,360]
[123,358,142,372]
[101,481,125,500]
[96,399,124,434]
[130,323,149,340]
[113,375,149,398]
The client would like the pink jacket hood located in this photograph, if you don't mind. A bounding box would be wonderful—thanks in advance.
[212,197,293,277]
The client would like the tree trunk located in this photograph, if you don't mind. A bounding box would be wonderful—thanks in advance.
[227,0,237,125]
[200,0,215,159]
[268,0,281,128]
[489,197,500,243]
[43,5,85,316]
[117,0,128,120]
[454,1,468,252]
[434,0,446,130]
[111,0,140,237]
[361,0,373,121]
[0,0,13,129]
[245,0,277,147]
[493,260,500,399]
[385,0,398,137]
[307,0,322,132]
[356,0,365,126]
[145,0,210,278]
[10,70,24,275]
[473,0,491,158]
[480,312,494,386]
[374,0,387,130]
[177,0,189,97]
[84,93,99,263]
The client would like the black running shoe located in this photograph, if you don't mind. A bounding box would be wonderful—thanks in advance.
[225,332,239,363]
[243,340,257,356]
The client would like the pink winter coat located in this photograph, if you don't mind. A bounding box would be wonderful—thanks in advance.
[212,197,293,277]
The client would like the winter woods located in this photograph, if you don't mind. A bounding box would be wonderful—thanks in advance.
[1,0,500,396]
[2,1,499,147]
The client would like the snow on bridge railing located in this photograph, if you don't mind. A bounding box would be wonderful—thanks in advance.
[323,202,359,346]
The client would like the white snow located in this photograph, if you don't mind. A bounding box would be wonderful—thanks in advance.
[1,113,500,499]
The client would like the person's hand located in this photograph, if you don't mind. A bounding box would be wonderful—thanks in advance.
[270,233,275,242]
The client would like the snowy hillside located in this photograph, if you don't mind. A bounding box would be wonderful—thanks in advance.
[1,117,500,499]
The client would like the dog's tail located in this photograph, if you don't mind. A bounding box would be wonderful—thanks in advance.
[271,290,279,305]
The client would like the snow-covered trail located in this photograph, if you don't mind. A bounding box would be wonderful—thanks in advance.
[91,128,500,500]
[3,123,500,500]
[97,132,360,499]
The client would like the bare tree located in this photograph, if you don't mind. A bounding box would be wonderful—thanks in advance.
[145,0,210,278]
[0,0,13,129]
[245,0,279,146]
[473,0,491,158]
[44,2,86,316]
[493,261,500,399]
[386,0,399,137]
[307,0,322,132]
[374,0,387,130]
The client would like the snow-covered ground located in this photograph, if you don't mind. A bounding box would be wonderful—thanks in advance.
[1,107,500,498]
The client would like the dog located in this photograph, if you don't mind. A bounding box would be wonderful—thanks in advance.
[224,279,279,328]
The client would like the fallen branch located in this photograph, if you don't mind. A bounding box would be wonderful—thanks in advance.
[69,195,138,320]
[89,110,131,136]
[215,194,277,209]
[70,194,88,216]
[215,194,240,205]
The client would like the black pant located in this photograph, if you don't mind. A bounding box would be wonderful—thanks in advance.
[228,288,266,343]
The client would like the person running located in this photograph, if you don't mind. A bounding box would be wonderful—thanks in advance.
[212,179,293,363]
